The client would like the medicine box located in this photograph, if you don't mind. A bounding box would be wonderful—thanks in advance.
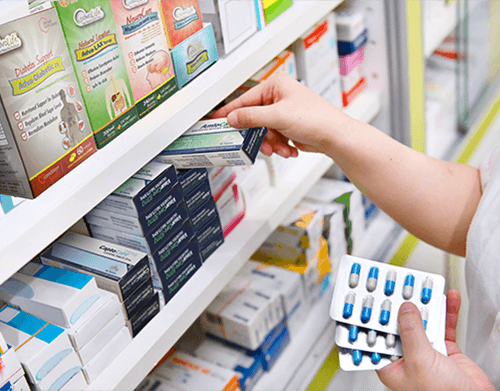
[95,161,178,218]
[66,290,121,351]
[183,179,212,214]
[136,374,183,391]
[337,30,368,57]
[170,23,219,88]
[40,232,150,303]
[110,0,178,119]
[207,167,237,202]
[122,278,155,320]
[234,160,271,211]
[126,292,160,336]
[157,118,267,168]
[196,215,224,261]
[199,0,259,54]
[0,330,7,354]
[55,0,139,149]
[7,376,30,391]
[51,369,87,391]
[82,326,132,384]
[189,197,218,234]
[86,184,184,237]
[176,168,208,195]
[159,0,204,48]
[0,347,24,388]
[335,11,365,43]
[216,182,245,237]
[250,50,297,82]
[154,351,240,391]
[254,0,293,28]
[339,46,365,76]
[0,262,100,328]
[0,8,97,198]
[0,306,82,391]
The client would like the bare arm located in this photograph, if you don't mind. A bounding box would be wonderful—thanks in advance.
[214,73,482,256]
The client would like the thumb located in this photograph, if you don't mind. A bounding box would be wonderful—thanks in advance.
[398,302,433,366]
[227,105,281,130]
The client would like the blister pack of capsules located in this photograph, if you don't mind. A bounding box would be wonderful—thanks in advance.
[330,255,448,371]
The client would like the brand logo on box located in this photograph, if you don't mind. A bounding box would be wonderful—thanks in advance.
[74,6,105,28]
[0,33,22,56]
[123,0,149,10]
[99,244,130,257]
[172,6,198,29]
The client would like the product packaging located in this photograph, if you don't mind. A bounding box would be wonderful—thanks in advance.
[82,326,132,383]
[207,167,237,202]
[40,232,151,303]
[339,46,365,76]
[0,195,25,215]
[0,330,7,354]
[153,351,241,391]
[292,13,342,107]
[340,66,365,107]
[254,0,293,27]
[195,214,224,261]
[336,10,367,58]
[215,181,245,237]
[156,118,267,168]
[0,7,96,198]
[250,50,297,82]
[135,374,183,391]
[183,179,212,214]
[170,23,219,88]
[176,168,209,195]
[0,347,24,388]
[189,197,218,233]
[233,160,271,211]
[110,0,178,118]
[9,376,31,391]
[159,0,204,48]
[94,161,178,218]
[199,0,259,54]
[0,306,83,391]
[55,0,139,148]
[125,292,160,336]
[0,262,100,328]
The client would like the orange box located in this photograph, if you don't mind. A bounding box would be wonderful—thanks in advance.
[159,0,204,48]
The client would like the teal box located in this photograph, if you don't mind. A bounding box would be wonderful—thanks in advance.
[171,24,219,88]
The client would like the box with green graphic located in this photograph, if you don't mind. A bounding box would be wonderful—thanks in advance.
[256,0,293,29]
[55,0,139,148]
[155,118,267,168]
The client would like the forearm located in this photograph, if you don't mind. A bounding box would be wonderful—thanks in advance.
[325,116,482,256]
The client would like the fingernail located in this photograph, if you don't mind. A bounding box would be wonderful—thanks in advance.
[227,112,238,127]
[277,149,286,158]
[400,303,415,313]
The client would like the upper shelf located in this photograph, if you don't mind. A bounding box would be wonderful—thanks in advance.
[0,0,343,284]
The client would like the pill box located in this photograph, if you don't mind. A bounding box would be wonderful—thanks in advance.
[330,255,446,343]
[207,167,237,202]
[66,290,121,351]
[110,0,178,119]
[254,0,292,26]
[82,326,132,384]
[40,232,150,303]
[189,197,218,233]
[0,7,97,198]
[251,50,297,82]
[170,23,219,88]
[95,161,178,218]
[0,347,24,388]
[126,292,160,337]
[183,179,212,214]
[9,376,30,391]
[157,118,267,168]
[337,29,368,56]
[335,11,365,42]
[52,369,87,391]
[339,46,365,76]
[176,168,209,195]
[216,182,245,237]
[199,0,259,54]
[86,184,184,237]
[135,374,182,391]
[0,262,100,328]
[159,0,204,48]
[196,215,224,261]
[122,278,155,320]
[0,306,82,391]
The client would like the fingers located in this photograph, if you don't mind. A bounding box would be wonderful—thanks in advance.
[227,104,282,130]
[212,82,269,119]
[445,289,461,344]
[376,359,405,390]
[398,302,433,365]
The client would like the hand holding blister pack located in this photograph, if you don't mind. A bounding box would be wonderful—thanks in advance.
[330,255,448,371]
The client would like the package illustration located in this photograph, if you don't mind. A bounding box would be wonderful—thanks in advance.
[160,0,204,48]
[110,0,178,118]
[0,8,96,198]
[55,0,139,148]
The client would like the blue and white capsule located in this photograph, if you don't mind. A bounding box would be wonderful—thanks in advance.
[371,352,381,365]
[348,325,359,343]
[349,263,361,288]
[352,349,362,366]
[379,299,392,325]
[361,295,374,323]
[421,308,429,330]
[343,292,356,319]
[367,329,377,346]
[366,267,379,292]
[421,277,433,304]
[403,274,415,299]
[384,270,397,296]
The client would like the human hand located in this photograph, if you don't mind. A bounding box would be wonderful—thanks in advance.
[212,72,353,158]
[377,289,495,391]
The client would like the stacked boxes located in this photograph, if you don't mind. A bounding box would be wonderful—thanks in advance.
[0,305,86,391]
[159,0,204,49]
[0,7,97,198]
[0,331,26,390]
[254,0,293,28]
[55,0,139,148]
[39,232,158,337]
[335,11,367,107]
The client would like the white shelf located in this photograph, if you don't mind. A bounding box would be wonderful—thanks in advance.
[0,0,343,285]
[0,1,29,25]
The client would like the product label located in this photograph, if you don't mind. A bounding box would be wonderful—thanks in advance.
[186,48,207,74]
[172,6,198,29]
[0,33,22,56]
[160,0,203,47]
[10,57,65,96]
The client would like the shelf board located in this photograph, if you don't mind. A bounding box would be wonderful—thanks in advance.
[0,1,29,25]
[0,0,343,285]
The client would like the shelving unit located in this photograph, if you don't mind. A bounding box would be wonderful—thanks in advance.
[0,0,344,285]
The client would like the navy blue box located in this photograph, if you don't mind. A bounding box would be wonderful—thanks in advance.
[122,278,155,320]
[189,197,218,234]
[183,179,212,214]
[337,29,368,55]
[177,168,209,195]
[127,292,160,337]
[196,215,224,262]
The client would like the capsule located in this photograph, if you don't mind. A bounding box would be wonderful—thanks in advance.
[391,355,400,362]
[366,267,379,292]
[403,274,415,299]
[348,325,359,343]
[349,263,361,288]
[367,329,377,346]
[421,308,429,330]
[421,277,433,304]
[379,299,392,326]
[343,292,356,319]
[386,333,396,348]
[371,352,381,364]
[361,296,374,323]
[384,270,397,296]
[352,349,362,366]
